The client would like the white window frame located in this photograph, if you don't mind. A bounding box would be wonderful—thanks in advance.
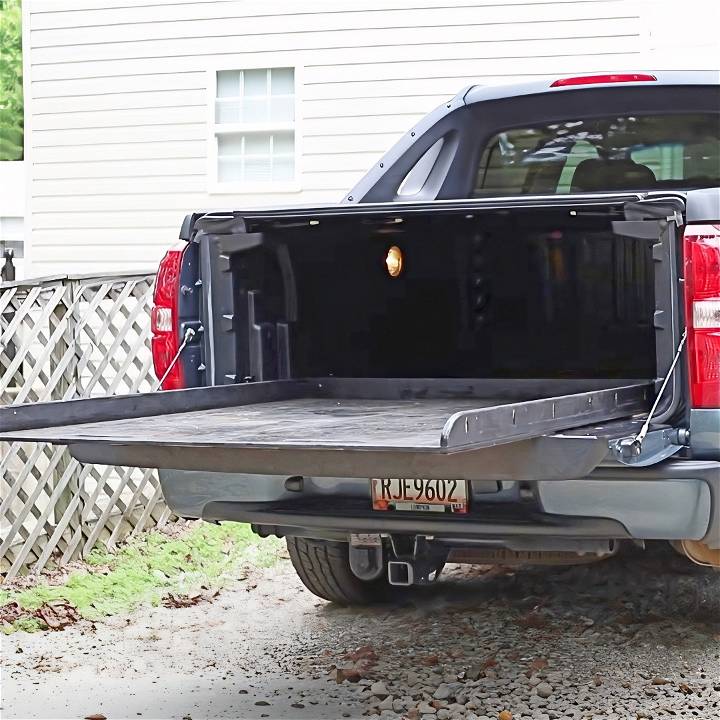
[207,61,302,194]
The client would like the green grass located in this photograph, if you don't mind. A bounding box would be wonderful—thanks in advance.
[0,522,283,632]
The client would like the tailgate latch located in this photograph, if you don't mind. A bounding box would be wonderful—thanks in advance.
[610,329,690,466]
[610,427,688,467]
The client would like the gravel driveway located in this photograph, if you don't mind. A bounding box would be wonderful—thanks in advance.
[2,544,719,720]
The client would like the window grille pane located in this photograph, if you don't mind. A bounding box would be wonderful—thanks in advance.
[217,70,240,98]
[245,156,272,182]
[273,132,294,154]
[269,96,294,123]
[0,216,23,240]
[217,134,245,157]
[215,100,241,124]
[245,134,272,155]
[240,96,268,124]
[243,69,267,97]
[0,240,23,259]
[218,158,243,182]
[271,68,294,95]
[272,156,294,182]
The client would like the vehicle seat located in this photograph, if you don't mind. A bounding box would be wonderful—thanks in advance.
[570,158,656,192]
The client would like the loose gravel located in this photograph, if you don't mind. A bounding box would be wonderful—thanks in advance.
[2,543,719,719]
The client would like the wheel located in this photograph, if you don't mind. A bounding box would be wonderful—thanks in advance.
[286,536,393,605]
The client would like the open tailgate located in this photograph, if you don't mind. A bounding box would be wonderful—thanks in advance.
[0,377,651,481]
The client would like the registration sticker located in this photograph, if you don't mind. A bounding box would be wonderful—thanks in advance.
[371,478,469,513]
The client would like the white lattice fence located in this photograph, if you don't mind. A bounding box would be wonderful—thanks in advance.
[0,272,174,580]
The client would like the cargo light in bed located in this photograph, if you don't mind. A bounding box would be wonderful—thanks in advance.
[151,242,187,390]
[684,224,720,408]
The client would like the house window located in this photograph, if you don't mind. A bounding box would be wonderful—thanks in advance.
[0,216,23,281]
[213,67,295,186]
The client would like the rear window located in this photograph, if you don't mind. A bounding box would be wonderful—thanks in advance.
[473,113,720,196]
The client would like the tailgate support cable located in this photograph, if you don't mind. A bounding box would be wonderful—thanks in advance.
[156,327,196,389]
[612,328,688,464]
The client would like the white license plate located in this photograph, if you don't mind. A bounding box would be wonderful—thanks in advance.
[371,478,469,513]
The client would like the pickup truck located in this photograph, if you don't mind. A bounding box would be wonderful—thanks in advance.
[2,71,719,604]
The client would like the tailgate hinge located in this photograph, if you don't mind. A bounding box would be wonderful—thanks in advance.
[610,329,689,466]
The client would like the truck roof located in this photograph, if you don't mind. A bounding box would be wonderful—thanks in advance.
[460,71,720,106]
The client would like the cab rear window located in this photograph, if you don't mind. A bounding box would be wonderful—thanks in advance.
[473,113,720,196]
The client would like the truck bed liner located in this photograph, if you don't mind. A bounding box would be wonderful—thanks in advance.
[1,378,651,480]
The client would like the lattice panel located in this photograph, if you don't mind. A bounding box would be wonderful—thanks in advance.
[1,273,173,580]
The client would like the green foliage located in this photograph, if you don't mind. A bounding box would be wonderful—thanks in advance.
[1,522,282,630]
[2,617,43,634]
[0,0,23,160]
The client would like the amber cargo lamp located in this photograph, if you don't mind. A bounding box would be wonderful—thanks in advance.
[385,245,403,277]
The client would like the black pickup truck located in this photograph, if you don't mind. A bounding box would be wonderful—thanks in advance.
[3,72,719,604]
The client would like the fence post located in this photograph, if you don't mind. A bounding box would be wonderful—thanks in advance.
[49,281,80,534]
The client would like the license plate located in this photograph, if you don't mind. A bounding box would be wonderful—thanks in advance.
[371,478,469,513]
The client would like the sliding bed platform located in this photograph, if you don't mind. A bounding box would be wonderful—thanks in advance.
[0,378,652,481]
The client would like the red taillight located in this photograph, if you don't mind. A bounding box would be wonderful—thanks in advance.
[151,243,186,390]
[684,224,720,408]
[550,73,657,87]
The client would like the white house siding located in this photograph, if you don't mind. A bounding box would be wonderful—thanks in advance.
[22,0,716,276]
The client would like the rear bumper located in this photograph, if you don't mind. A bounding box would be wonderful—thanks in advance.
[159,457,720,548]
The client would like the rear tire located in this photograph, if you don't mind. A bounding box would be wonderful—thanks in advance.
[286,536,392,605]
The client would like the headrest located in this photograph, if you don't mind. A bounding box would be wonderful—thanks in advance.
[570,158,656,192]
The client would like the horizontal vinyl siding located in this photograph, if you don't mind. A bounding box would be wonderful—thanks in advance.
[27,0,644,275]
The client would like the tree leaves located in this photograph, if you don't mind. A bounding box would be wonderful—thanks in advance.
[0,0,23,160]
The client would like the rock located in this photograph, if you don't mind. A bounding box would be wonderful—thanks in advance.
[466,665,484,681]
[336,667,362,683]
[437,711,451,720]
[371,681,390,699]
[378,696,394,711]
[433,684,452,701]
[406,671,421,685]
[418,702,437,715]
[651,676,670,685]
[536,682,553,699]
[421,654,440,666]
[498,712,513,720]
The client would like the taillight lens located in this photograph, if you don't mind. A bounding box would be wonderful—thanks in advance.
[684,224,720,408]
[151,243,186,390]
